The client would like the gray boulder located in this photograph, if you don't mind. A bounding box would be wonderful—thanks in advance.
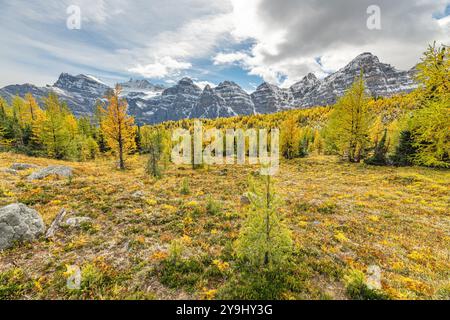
[27,165,73,181]
[10,163,39,170]
[0,203,45,250]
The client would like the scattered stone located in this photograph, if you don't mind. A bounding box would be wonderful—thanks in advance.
[1,168,18,175]
[10,163,39,171]
[132,191,145,199]
[64,217,92,228]
[240,195,251,205]
[217,169,228,176]
[366,265,382,290]
[27,165,73,181]
[45,209,68,239]
[0,203,45,250]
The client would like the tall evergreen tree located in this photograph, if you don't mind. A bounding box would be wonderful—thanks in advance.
[390,131,417,166]
[365,129,388,165]
[142,128,167,178]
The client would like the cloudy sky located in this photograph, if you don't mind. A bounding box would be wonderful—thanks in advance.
[0,0,449,91]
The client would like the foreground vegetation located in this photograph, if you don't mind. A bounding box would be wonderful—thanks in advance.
[0,152,449,300]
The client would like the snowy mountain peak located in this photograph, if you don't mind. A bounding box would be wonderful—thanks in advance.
[119,78,164,92]
[305,73,317,81]
[178,77,195,85]
[0,51,418,125]
[353,52,379,62]
[345,52,381,72]
[54,73,109,91]
[162,77,201,97]
[203,84,213,92]
[218,80,240,88]
[291,73,320,89]
[256,82,276,91]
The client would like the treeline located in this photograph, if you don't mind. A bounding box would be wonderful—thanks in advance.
[0,44,448,169]
[0,93,103,160]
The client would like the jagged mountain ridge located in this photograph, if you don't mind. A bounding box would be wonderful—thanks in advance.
[0,52,417,124]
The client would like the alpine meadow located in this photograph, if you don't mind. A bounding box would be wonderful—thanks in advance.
[0,1,449,304]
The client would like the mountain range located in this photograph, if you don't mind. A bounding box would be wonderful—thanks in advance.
[0,53,418,124]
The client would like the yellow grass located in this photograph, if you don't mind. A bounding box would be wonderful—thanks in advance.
[0,152,449,300]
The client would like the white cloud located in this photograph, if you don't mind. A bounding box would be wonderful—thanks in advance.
[213,52,249,65]
[216,0,450,86]
[125,5,234,78]
[194,80,217,89]
[0,0,234,86]
[438,15,450,28]
[128,57,192,78]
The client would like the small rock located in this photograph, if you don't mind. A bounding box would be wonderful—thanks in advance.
[217,169,228,176]
[10,163,39,170]
[366,265,382,290]
[132,191,145,199]
[0,203,45,250]
[1,168,18,175]
[240,195,251,205]
[27,165,73,181]
[64,217,92,228]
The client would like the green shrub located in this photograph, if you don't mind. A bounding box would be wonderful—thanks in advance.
[206,197,222,215]
[0,268,31,300]
[344,269,389,300]
[218,265,293,300]
[180,178,190,195]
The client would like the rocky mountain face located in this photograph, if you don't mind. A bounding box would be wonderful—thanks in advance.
[0,53,418,124]
[251,82,293,114]
[0,73,110,116]
[294,53,418,108]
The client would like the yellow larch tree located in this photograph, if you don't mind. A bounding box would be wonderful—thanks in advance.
[101,85,136,170]
[280,115,301,159]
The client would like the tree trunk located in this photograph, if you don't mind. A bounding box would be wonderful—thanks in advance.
[264,175,271,266]
[118,138,124,170]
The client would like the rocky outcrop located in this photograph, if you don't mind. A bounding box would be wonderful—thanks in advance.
[0,203,45,250]
[10,163,39,170]
[27,165,73,181]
